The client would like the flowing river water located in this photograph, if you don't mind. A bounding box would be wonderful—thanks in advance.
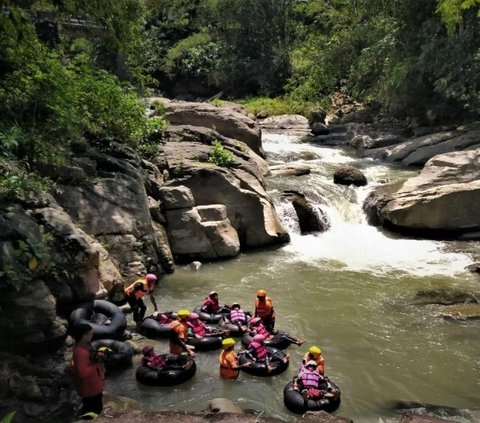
[107,131,480,422]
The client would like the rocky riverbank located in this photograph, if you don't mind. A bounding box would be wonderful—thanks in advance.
[1,99,479,422]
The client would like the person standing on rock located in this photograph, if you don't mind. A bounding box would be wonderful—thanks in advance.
[254,289,275,332]
[124,273,158,325]
[71,323,105,420]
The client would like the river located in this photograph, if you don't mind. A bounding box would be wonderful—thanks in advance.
[107,131,480,422]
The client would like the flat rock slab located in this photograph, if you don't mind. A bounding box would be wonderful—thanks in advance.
[440,304,480,320]
[400,412,456,422]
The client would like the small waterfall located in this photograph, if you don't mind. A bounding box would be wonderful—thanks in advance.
[263,131,473,276]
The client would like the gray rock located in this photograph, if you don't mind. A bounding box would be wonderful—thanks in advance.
[333,165,368,187]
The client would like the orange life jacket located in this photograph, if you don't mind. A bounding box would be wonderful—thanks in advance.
[255,296,273,318]
[303,352,325,375]
[219,349,239,379]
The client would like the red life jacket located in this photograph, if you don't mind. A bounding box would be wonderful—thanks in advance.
[299,368,321,388]
[230,309,246,323]
[248,341,267,360]
[254,324,269,338]
[187,320,206,337]
[142,354,166,370]
[203,297,220,314]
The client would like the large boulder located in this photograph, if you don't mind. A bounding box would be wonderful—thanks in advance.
[150,98,264,157]
[365,122,480,166]
[364,150,480,239]
[333,165,368,187]
[160,187,240,261]
[281,191,330,233]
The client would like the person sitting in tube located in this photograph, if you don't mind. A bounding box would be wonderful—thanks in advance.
[151,310,175,325]
[245,334,275,373]
[141,344,192,371]
[293,360,334,402]
[229,302,249,332]
[201,290,230,315]
[186,312,228,338]
[249,317,304,347]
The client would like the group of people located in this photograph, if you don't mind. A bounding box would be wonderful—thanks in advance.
[70,274,330,419]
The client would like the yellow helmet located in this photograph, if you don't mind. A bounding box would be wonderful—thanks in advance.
[309,346,321,355]
[257,289,267,297]
[222,338,236,348]
[177,309,190,317]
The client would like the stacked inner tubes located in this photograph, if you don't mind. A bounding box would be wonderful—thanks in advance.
[283,380,341,414]
[69,300,127,340]
[238,347,289,377]
[136,355,197,386]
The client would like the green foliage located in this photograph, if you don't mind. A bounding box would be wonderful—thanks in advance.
[0,168,51,200]
[0,236,53,293]
[208,140,235,167]
[0,7,166,168]
[0,412,16,423]
[165,33,220,79]
[238,96,323,117]
[137,117,168,156]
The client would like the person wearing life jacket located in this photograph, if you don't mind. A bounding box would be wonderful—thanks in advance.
[202,291,221,314]
[229,302,248,332]
[141,345,167,371]
[218,338,251,379]
[248,317,272,339]
[187,313,226,338]
[302,345,325,375]
[142,344,192,371]
[246,334,273,371]
[254,289,275,332]
[124,274,159,324]
[294,360,325,401]
[71,323,105,420]
[169,309,195,357]
[151,310,174,325]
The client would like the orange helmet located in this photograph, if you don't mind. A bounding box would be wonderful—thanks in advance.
[256,289,266,297]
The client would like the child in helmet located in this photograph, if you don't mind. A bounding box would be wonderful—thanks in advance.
[141,345,167,371]
[294,360,325,402]
[229,302,249,332]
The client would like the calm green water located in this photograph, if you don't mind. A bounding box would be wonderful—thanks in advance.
[107,133,480,422]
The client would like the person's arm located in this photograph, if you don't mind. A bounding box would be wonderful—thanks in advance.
[149,294,158,311]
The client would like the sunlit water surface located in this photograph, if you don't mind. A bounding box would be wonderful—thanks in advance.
[108,132,480,422]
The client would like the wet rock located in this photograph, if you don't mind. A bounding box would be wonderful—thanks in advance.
[269,163,311,177]
[440,304,480,320]
[281,191,330,233]
[333,165,368,187]
[364,150,480,239]
[303,410,353,422]
[465,262,480,274]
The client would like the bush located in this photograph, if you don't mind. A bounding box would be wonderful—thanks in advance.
[208,140,235,167]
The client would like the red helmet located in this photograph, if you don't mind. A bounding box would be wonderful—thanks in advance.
[188,312,199,320]
[145,274,157,284]
[253,334,265,343]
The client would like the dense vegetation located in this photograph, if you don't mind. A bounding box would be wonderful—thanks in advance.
[1,0,480,197]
